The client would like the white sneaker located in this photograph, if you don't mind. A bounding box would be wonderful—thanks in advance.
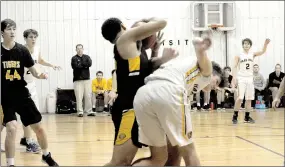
[77,111,83,117]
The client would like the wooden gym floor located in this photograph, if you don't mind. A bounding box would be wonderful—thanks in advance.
[1,109,284,166]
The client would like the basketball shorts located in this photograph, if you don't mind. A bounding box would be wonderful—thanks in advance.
[26,81,40,109]
[134,81,193,147]
[111,97,145,148]
[237,76,254,100]
[2,96,42,127]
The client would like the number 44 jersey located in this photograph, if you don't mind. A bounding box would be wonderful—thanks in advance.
[1,42,35,99]
[237,52,254,78]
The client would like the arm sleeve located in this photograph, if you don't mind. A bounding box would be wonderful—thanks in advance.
[71,56,83,69]
[82,55,92,68]
[268,73,273,86]
[92,79,97,92]
[103,79,108,91]
[23,47,35,68]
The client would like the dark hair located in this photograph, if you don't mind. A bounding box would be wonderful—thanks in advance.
[253,64,259,67]
[223,66,231,72]
[275,64,281,68]
[212,61,223,79]
[242,38,252,46]
[76,44,83,49]
[96,71,103,75]
[1,19,16,32]
[111,69,116,75]
[23,29,38,38]
[101,17,123,43]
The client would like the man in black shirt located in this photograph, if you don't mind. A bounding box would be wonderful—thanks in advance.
[268,64,285,102]
[216,66,233,110]
[1,19,58,166]
[71,44,95,117]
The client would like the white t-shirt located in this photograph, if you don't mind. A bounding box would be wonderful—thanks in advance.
[237,52,254,78]
[145,56,211,94]
[24,46,40,83]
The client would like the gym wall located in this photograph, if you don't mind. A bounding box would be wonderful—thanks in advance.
[1,1,284,113]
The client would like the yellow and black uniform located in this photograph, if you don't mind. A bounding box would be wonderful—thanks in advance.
[112,43,152,148]
[106,78,112,92]
[92,78,107,93]
[1,42,42,126]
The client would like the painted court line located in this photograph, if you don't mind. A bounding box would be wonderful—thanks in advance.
[236,136,284,158]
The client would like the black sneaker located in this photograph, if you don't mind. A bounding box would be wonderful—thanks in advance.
[244,117,255,123]
[42,152,59,166]
[26,142,41,154]
[20,137,28,146]
[232,116,238,124]
[197,106,201,111]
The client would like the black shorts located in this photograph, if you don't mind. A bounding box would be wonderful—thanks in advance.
[111,97,146,148]
[2,96,42,127]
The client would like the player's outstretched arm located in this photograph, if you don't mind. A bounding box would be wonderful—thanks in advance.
[254,38,270,57]
[193,37,212,77]
[38,52,61,70]
[28,65,48,79]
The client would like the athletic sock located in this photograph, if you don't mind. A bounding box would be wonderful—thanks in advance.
[245,111,250,119]
[7,158,14,166]
[233,111,239,118]
[42,150,49,156]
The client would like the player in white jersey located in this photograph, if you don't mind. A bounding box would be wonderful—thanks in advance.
[231,38,270,124]
[132,37,223,166]
[23,29,61,151]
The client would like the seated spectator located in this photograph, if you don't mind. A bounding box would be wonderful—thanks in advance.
[268,64,285,99]
[253,64,267,106]
[196,89,211,111]
[92,71,108,112]
[216,66,233,110]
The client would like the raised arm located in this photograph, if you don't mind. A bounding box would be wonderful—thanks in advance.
[253,38,270,57]
[192,37,212,77]
[125,18,167,43]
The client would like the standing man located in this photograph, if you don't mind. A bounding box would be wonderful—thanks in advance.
[1,18,58,166]
[231,38,270,124]
[71,44,95,117]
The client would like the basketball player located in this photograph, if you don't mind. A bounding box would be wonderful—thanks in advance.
[101,17,178,166]
[132,37,222,166]
[1,19,58,166]
[272,78,284,110]
[23,28,61,152]
[231,38,270,124]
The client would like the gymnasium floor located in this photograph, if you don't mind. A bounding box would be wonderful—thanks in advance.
[1,109,284,166]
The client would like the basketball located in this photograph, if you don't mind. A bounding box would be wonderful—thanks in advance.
[131,22,157,49]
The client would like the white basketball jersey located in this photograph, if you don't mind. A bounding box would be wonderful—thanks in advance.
[237,52,254,78]
[145,56,211,94]
[24,46,40,83]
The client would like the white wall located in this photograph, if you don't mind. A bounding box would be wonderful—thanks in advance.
[1,1,284,112]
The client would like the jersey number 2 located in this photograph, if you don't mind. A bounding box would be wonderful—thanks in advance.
[246,63,250,70]
[6,70,21,81]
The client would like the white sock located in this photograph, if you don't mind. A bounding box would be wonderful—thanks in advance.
[92,105,95,108]
[42,150,49,156]
[104,105,107,108]
[197,103,200,106]
[204,103,207,106]
[26,138,32,145]
[7,158,14,166]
